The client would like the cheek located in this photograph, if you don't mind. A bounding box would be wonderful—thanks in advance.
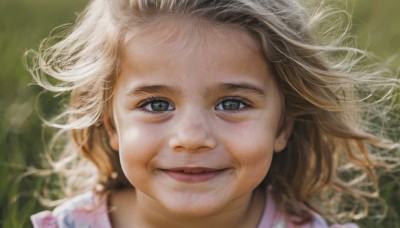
[232,139,273,190]
[219,120,277,157]
[237,139,274,177]
[117,123,166,181]
[218,121,276,178]
[237,137,274,187]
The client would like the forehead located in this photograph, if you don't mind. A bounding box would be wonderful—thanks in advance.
[115,15,276,93]
[122,15,264,64]
[114,15,283,108]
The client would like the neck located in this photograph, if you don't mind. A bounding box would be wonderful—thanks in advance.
[109,188,266,228]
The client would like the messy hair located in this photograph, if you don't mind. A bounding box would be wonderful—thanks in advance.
[26,0,399,224]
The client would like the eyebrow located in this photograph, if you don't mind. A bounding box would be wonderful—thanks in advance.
[208,82,266,96]
[126,85,182,97]
[126,82,266,98]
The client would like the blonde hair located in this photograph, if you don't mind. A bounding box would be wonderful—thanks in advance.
[26,0,399,224]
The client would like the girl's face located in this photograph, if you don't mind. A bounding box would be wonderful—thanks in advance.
[107,19,292,218]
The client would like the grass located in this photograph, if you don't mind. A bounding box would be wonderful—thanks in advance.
[0,1,88,227]
[0,0,399,227]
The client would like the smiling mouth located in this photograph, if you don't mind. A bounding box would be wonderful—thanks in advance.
[160,167,227,183]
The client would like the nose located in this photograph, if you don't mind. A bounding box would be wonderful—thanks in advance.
[168,109,217,153]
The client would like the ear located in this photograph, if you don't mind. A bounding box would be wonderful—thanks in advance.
[103,115,119,151]
[273,117,294,152]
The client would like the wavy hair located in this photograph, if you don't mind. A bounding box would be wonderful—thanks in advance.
[26,0,400,224]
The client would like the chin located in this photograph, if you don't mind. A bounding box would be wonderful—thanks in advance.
[160,196,225,219]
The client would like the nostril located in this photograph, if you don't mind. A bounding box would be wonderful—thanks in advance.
[168,133,217,152]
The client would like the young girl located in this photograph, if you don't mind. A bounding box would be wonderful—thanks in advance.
[27,0,399,227]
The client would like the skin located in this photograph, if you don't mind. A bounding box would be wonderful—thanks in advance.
[104,18,293,228]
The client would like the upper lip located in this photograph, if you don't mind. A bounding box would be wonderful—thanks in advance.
[163,167,224,174]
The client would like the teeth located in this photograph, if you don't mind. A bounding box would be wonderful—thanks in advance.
[183,169,205,174]
[167,167,220,174]
[190,170,203,174]
[177,168,213,174]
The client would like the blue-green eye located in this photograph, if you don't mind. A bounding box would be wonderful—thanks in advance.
[139,99,174,112]
[215,98,246,111]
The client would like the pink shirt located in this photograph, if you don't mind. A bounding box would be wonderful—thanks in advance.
[31,191,358,228]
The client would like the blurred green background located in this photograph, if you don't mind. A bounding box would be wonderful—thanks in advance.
[0,0,399,227]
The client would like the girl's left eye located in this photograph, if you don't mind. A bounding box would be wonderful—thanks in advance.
[215,98,247,111]
[139,99,174,112]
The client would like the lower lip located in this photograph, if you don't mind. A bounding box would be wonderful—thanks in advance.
[161,169,226,183]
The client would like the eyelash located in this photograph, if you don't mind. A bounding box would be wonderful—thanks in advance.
[136,96,252,113]
[137,97,175,113]
[215,96,252,112]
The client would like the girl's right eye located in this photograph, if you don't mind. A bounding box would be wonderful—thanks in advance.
[138,98,174,112]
